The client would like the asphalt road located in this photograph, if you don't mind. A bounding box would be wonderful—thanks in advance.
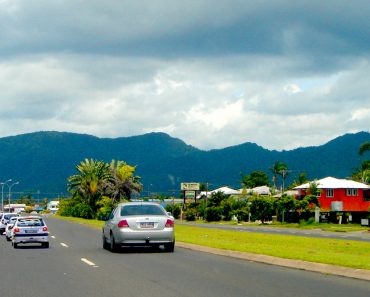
[0,218,369,297]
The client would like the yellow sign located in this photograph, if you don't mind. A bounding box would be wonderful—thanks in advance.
[181,183,200,191]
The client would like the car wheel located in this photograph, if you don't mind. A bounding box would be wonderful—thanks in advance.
[102,233,110,250]
[110,233,119,252]
[6,236,10,242]
[13,242,18,249]
[164,241,175,252]
[42,242,49,248]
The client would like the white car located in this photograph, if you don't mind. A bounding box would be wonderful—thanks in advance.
[11,216,49,248]
[4,216,18,241]
[0,213,19,233]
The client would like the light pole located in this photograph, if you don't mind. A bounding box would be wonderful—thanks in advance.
[1,179,12,212]
[8,181,19,213]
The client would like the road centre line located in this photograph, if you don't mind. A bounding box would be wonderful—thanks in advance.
[81,258,99,268]
[60,242,69,247]
[51,236,56,239]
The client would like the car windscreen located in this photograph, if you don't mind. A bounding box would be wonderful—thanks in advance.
[120,204,166,216]
[17,218,44,227]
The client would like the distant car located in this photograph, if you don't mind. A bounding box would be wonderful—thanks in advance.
[4,216,18,241]
[0,213,20,233]
[11,216,49,248]
[102,202,175,252]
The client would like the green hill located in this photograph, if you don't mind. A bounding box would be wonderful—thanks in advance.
[0,131,369,198]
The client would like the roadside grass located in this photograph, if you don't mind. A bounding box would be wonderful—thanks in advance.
[176,225,370,270]
[52,215,370,270]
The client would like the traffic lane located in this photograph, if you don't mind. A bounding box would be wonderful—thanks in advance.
[179,222,370,242]
[44,217,370,297]
[0,233,106,297]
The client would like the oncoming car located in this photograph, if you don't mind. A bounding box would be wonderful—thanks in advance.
[11,216,49,248]
[102,202,175,252]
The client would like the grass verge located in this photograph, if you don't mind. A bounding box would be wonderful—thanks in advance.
[52,215,370,270]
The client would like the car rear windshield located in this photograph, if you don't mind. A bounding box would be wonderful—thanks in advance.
[4,214,18,220]
[17,218,44,227]
[120,204,166,216]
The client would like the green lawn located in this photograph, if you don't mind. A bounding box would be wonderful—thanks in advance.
[53,215,370,270]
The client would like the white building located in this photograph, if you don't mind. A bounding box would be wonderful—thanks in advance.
[47,201,60,213]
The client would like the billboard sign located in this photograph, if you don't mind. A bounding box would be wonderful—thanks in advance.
[181,182,200,191]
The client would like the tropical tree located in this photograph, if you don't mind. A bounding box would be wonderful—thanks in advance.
[105,160,143,203]
[270,161,289,192]
[289,172,308,189]
[241,170,269,188]
[359,142,370,156]
[249,195,274,224]
[352,142,370,184]
[67,159,112,213]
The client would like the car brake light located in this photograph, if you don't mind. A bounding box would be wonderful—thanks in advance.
[42,226,48,231]
[13,227,20,233]
[118,220,129,228]
[165,219,174,228]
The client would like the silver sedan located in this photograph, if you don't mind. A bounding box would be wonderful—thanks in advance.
[102,202,175,252]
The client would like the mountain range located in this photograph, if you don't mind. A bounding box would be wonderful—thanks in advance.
[0,131,369,198]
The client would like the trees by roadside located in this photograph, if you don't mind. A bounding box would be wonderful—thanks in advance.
[60,158,142,219]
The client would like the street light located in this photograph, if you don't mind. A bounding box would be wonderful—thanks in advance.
[8,181,19,213]
[1,179,12,212]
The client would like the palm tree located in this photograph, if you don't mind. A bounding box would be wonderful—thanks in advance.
[67,159,112,212]
[105,160,143,203]
[359,142,370,156]
[269,161,288,191]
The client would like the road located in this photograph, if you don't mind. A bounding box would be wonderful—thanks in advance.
[178,222,370,242]
[0,217,369,297]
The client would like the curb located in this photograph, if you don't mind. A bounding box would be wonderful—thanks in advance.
[177,242,370,281]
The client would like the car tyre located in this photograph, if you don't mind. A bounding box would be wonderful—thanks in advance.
[164,241,175,253]
[102,233,110,250]
[42,242,49,248]
[13,242,18,249]
[110,233,119,252]
[6,236,10,242]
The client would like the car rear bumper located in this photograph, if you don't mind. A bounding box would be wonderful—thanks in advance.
[114,228,174,245]
[13,234,49,244]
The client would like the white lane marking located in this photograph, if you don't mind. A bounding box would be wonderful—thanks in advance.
[51,236,56,239]
[60,242,69,248]
[81,258,99,268]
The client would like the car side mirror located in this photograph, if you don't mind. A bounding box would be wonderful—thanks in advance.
[100,216,108,221]
[9,226,13,229]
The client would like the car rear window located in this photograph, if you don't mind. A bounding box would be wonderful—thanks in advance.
[120,204,165,216]
[17,218,44,227]
[4,214,18,220]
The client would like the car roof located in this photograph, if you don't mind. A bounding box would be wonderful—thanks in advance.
[118,202,163,207]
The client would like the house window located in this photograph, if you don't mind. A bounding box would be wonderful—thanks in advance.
[326,189,334,197]
[346,189,358,196]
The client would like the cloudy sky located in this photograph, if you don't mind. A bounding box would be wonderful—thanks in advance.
[0,1,369,150]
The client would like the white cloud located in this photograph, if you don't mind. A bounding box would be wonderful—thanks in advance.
[0,1,369,150]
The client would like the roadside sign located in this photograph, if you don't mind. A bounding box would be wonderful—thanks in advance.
[181,182,200,191]
[185,191,196,199]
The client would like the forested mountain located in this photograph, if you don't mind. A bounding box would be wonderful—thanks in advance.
[0,131,369,197]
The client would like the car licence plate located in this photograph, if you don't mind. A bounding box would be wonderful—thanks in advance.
[140,222,154,228]
[25,229,37,233]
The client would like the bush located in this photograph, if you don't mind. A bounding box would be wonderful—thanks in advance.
[165,203,182,219]
[184,209,197,221]
[205,207,222,222]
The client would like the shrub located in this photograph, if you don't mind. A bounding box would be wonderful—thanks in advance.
[184,209,197,221]
[205,206,222,222]
[165,203,182,219]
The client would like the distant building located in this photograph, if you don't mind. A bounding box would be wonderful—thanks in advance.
[47,201,60,214]
[4,204,26,213]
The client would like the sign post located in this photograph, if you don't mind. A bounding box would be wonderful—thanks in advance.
[180,183,200,206]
